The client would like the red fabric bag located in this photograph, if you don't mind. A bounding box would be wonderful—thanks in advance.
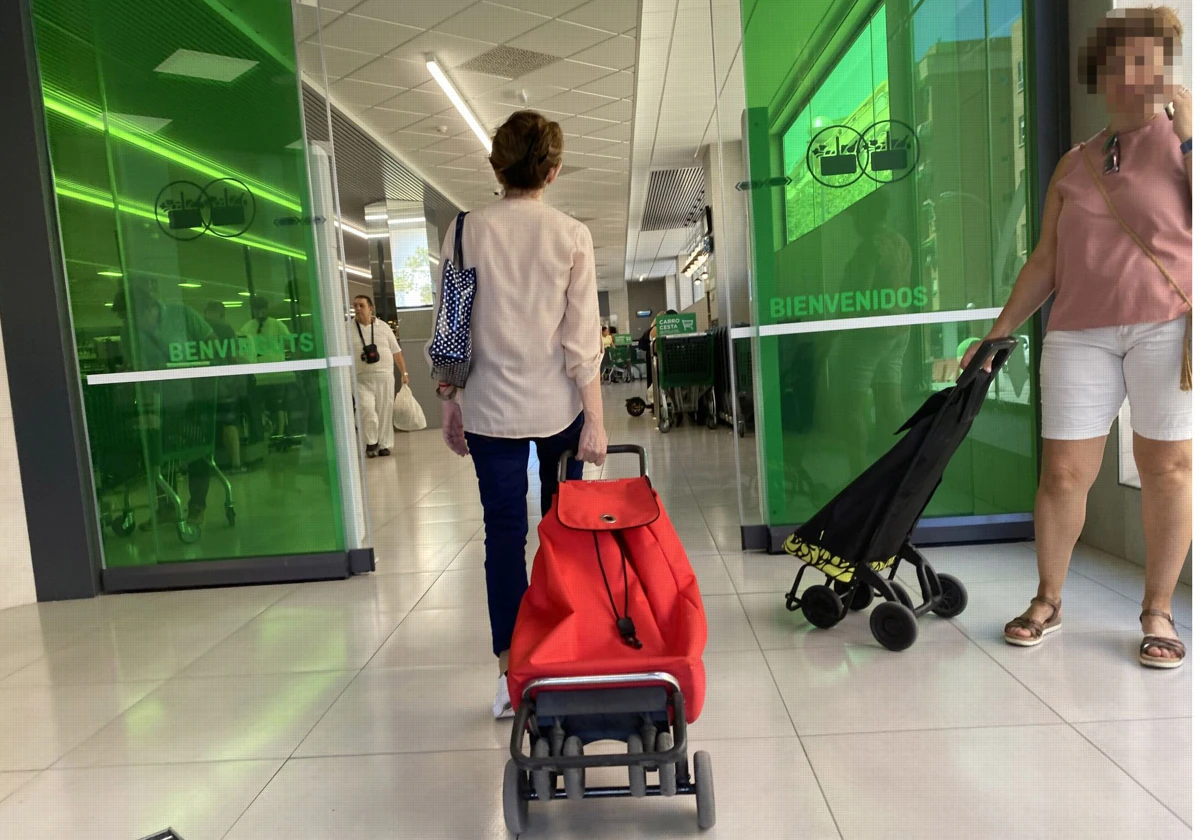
[507,474,708,722]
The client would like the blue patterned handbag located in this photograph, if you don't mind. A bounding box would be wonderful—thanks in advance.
[429,211,476,389]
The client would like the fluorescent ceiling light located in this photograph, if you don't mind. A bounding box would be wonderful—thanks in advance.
[222,300,245,306]
[429,255,440,264]
[238,291,251,296]
[341,264,372,279]
[178,282,202,288]
[426,58,492,154]
[155,49,258,83]
[335,220,368,240]
[364,213,389,222]
[388,216,425,226]
[97,270,123,277]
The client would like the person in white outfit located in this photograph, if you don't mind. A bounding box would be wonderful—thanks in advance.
[349,295,408,457]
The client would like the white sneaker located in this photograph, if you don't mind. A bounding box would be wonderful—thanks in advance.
[493,672,515,719]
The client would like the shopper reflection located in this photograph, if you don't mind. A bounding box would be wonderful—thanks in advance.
[349,294,408,458]
[113,286,215,530]
[239,295,294,442]
[204,301,247,471]
[834,189,913,475]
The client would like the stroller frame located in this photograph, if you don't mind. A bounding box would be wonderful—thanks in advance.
[505,672,714,834]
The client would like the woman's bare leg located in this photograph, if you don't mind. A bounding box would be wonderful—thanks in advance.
[1133,435,1192,659]
[1008,437,1108,639]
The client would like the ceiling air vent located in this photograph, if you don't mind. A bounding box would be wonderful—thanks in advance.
[460,46,560,79]
[641,167,706,231]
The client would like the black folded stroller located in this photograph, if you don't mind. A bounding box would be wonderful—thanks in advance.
[783,338,1017,651]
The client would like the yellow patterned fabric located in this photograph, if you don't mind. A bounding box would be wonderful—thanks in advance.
[783,533,894,583]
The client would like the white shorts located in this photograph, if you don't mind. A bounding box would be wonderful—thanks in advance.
[1040,317,1192,442]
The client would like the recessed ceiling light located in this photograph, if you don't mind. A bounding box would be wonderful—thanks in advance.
[178,282,202,288]
[222,300,244,306]
[238,291,250,296]
[155,49,258,83]
[97,270,123,277]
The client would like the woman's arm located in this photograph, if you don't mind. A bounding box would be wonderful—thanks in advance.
[561,224,606,465]
[1171,87,1192,188]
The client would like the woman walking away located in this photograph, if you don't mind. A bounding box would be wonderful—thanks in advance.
[350,295,408,458]
[963,6,1192,667]
[429,110,608,716]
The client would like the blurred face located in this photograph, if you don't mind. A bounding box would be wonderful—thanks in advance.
[353,297,373,322]
[1101,36,1168,110]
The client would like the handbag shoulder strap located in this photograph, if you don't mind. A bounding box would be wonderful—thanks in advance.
[453,211,468,270]
[1079,142,1193,309]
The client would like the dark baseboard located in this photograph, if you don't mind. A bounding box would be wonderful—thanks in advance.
[102,551,357,593]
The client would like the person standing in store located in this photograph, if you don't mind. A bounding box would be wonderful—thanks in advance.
[204,301,247,471]
[238,295,294,441]
[350,294,407,458]
[429,110,607,718]
[963,6,1191,667]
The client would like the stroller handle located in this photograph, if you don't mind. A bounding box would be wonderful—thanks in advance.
[960,336,1017,383]
[558,445,647,482]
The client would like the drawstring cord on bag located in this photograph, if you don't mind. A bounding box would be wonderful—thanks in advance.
[592,531,642,649]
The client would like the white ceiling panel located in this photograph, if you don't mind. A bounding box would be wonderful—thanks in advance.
[585,97,633,122]
[320,13,423,56]
[517,59,611,89]
[587,121,632,141]
[388,130,450,152]
[566,135,627,154]
[299,43,375,79]
[390,30,495,68]
[538,89,616,116]
[443,68,513,99]
[425,135,488,157]
[352,0,478,30]
[384,87,450,114]
[497,0,591,17]
[435,2,549,43]
[330,77,405,107]
[293,4,339,42]
[360,106,426,133]
[345,55,431,88]
[404,112,473,138]
[570,35,637,71]
[577,71,635,99]
[558,114,618,137]
[560,0,639,35]
[507,19,613,58]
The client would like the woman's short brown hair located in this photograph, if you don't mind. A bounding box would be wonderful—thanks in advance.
[489,110,564,191]
[1079,6,1184,92]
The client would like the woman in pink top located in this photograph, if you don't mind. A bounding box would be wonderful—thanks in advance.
[430,111,608,717]
[964,7,1192,667]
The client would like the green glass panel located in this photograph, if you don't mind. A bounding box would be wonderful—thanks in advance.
[741,0,1039,528]
[31,0,346,566]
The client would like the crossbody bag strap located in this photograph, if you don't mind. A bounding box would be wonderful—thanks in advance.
[1079,143,1192,309]
[453,211,467,270]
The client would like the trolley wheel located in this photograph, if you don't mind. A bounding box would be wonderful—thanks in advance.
[502,759,529,835]
[656,732,677,797]
[532,738,553,802]
[870,601,919,651]
[799,585,843,629]
[627,733,647,798]
[225,503,237,527]
[835,580,874,612]
[563,736,585,801]
[737,420,746,438]
[694,750,716,830]
[112,512,136,538]
[626,398,646,417]
[658,415,671,434]
[177,521,201,544]
[932,573,968,618]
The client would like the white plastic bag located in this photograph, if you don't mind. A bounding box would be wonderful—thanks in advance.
[393,384,427,432]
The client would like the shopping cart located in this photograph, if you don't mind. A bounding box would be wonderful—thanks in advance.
[82,381,145,539]
[625,333,715,433]
[782,338,1017,651]
[602,345,636,384]
[712,327,754,437]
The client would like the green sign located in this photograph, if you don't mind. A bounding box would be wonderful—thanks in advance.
[168,331,316,364]
[613,333,632,346]
[655,313,697,336]
[769,287,928,322]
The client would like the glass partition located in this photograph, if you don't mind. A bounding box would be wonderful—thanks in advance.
[740,0,1039,532]
[31,0,357,572]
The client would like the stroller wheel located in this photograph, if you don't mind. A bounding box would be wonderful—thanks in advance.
[563,736,585,801]
[502,759,529,835]
[626,398,646,417]
[799,585,843,629]
[656,732,677,797]
[871,601,919,651]
[694,750,716,830]
[932,573,969,618]
[835,580,874,612]
[532,737,553,802]
[627,733,647,798]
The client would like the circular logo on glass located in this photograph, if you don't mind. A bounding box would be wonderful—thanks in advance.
[857,120,920,184]
[155,178,256,241]
[806,125,865,189]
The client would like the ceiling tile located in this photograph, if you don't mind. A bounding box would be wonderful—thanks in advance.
[576,71,635,99]
[569,35,636,70]
[382,87,450,114]
[560,0,638,35]
[436,2,548,44]
[584,97,632,122]
[294,0,359,10]
[586,121,631,141]
[352,0,478,29]
[388,130,449,152]
[344,56,430,88]
[538,89,616,116]
[293,4,340,42]
[518,59,610,89]
[390,30,495,68]
[445,69,512,99]
[565,135,627,154]
[405,112,473,138]
[559,114,617,136]
[298,43,375,79]
[507,19,612,59]
[495,0,590,15]
[320,13,423,56]
[330,77,404,107]
[361,107,426,133]
[425,136,488,157]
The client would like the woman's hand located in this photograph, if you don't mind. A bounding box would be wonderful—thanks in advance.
[1170,86,1192,143]
[960,333,1001,373]
[441,400,469,457]
[576,418,608,466]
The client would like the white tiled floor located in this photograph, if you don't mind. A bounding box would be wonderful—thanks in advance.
[0,387,1190,838]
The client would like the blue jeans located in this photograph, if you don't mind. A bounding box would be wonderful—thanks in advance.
[466,413,585,658]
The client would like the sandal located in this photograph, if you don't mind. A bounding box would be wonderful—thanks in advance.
[1003,595,1062,647]
[1139,609,1186,669]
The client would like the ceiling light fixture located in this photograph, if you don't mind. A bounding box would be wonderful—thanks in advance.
[364,213,389,222]
[97,270,123,277]
[341,264,372,279]
[366,232,390,240]
[426,57,492,154]
[178,282,202,288]
[388,216,425,226]
[335,220,368,240]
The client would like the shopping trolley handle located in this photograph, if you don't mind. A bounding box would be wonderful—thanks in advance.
[558,445,647,482]
[960,336,1017,383]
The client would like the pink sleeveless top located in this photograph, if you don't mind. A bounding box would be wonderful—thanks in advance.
[1050,113,1191,332]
